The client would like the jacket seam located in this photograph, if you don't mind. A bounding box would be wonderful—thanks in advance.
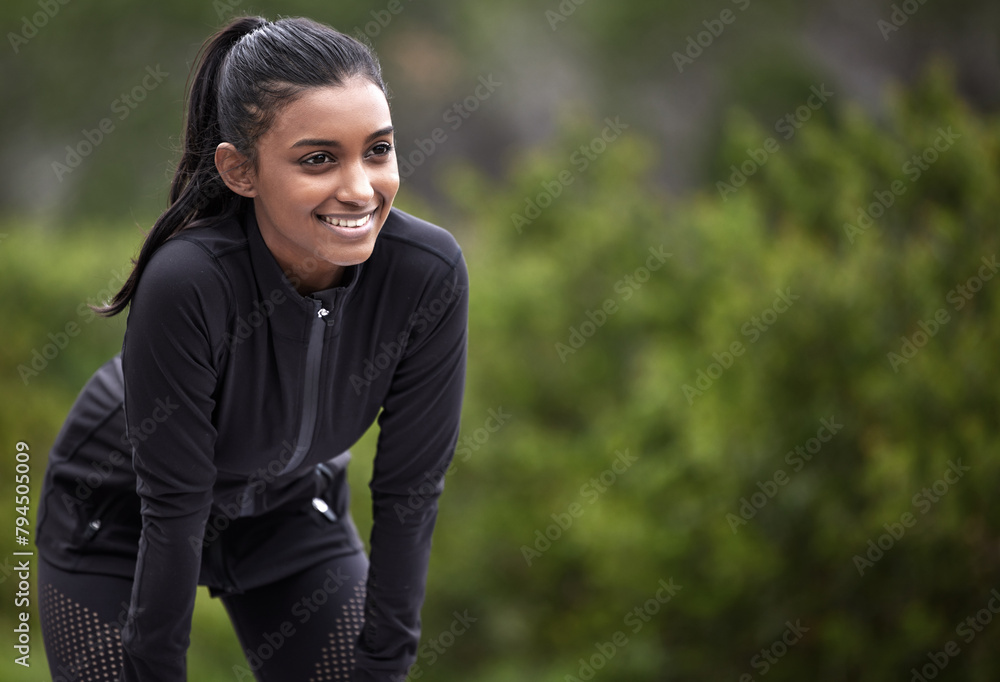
[378,231,463,270]
[60,400,125,463]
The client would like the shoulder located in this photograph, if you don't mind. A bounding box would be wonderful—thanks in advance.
[130,220,243,342]
[150,217,247,276]
[135,219,245,303]
[374,208,465,274]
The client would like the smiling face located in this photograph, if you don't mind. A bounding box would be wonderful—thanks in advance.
[216,77,399,293]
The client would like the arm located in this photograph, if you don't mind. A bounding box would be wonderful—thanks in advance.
[354,258,469,682]
[119,240,228,681]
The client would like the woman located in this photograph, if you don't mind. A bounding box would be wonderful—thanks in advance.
[35,15,468,682]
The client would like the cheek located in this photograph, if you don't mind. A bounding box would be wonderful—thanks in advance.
[375,164,400,199]
[280,176,334,213]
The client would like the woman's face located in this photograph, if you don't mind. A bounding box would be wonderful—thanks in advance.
[239,77,399,292]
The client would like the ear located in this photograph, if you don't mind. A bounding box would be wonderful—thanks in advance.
[215,142,257,197]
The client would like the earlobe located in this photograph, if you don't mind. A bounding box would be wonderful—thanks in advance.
[215,143,257,197]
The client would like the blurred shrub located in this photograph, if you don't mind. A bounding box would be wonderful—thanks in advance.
[421,62,1000,681]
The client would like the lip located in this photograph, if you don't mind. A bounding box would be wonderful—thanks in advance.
[316,210,378,241]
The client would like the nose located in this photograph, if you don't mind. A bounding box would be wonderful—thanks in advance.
[335,159,375,206]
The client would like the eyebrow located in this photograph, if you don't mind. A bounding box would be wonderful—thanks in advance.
[290,126,394,149]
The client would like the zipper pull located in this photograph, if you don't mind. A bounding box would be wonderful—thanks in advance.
[312,497,338,523]
[317,308,329,318]
[83,519,102,540]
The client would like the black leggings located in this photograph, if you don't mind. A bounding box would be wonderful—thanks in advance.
[38,551,369,682]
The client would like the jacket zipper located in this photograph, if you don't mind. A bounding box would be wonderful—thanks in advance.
[280,299,328,475]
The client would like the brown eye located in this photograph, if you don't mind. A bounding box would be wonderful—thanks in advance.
[303,153,334,165]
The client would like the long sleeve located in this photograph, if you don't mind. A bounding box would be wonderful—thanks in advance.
[354,257,469,681]
[119,240,229,681]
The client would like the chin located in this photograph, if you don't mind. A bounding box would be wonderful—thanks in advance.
[322,243,376,268]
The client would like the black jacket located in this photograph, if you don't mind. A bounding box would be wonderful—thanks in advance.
[38,207,468,681]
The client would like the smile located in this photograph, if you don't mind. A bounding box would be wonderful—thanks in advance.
[319,213,372,228]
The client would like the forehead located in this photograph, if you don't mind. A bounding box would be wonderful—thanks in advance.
[263,78,392,145]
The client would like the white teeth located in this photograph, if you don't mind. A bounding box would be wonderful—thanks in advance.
[321,214,370,228]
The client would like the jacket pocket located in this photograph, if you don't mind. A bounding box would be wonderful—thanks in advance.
[75,491,142,555]
[311,455,351,525]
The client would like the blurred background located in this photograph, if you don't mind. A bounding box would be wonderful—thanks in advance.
[2,0,1000,680]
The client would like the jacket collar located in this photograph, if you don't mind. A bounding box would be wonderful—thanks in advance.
[244,208,363,334]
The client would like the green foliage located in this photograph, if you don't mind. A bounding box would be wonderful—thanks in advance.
[419,63,1000,680]
[2,64,999,680]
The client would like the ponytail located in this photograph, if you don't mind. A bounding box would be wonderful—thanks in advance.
[98,15,384,316]
[97,17,265,316]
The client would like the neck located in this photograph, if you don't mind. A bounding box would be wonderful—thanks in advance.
[286,263,345,294]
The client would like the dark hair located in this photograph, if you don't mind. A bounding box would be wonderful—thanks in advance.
[98,16,388,316]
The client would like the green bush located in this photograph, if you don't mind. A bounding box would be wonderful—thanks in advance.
[422,62,1000,681]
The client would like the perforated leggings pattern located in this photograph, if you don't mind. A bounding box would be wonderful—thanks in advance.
[39,551,370,682]
[309,583,366,681]
[39,581,126,682]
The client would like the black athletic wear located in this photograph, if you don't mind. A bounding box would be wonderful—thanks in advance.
[37,356,371,682]
[36,206,468,681]
[38,532,368,682]
[39,549,370,682]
